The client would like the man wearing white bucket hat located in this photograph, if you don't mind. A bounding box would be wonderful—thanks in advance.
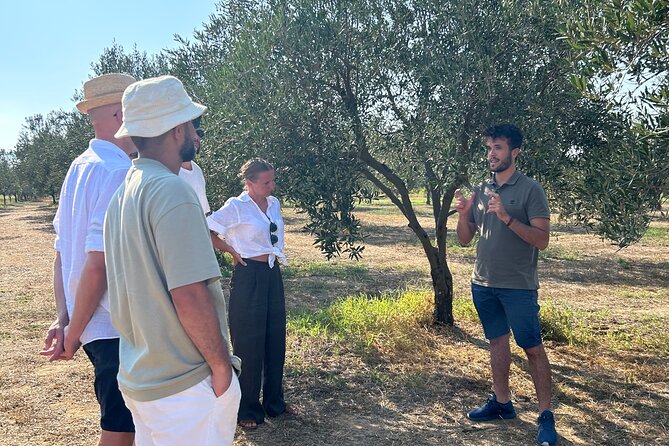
[104,75,241,446]
[40,73,137,446]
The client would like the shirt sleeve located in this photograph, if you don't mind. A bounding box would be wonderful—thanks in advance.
[53,202,61,251]
[526,182,550,220]
[85,167,127,253]
[154,202,222,291]
[200,188,211,214]
[194,163,210,214]
[206,199,239,237]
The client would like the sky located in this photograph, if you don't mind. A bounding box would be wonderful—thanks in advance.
[0,0,218,151]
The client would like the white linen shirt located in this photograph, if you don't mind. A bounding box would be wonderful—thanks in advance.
[207,191,287,268]
[179,160,211,214]
[53,139,130,345]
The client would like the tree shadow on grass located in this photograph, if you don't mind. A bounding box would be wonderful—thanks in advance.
[264,320,667,445]
[360,222,435,247]
[550,222,593,235]
[541,256,669,287]
[282,265,432,311]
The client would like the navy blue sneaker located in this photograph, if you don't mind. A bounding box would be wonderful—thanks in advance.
[467,394,517,421]
[536,410,558,446]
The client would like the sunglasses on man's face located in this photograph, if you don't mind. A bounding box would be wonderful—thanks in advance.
[269,221,278,245]
[196,128,205,139]
[192,117,202,129]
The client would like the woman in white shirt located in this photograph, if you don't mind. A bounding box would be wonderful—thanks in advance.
[207,158,295,429]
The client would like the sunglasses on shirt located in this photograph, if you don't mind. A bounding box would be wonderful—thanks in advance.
[269,221,278,245]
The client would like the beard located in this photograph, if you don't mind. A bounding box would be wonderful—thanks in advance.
[490,150,513,172]
[179,135,196,163]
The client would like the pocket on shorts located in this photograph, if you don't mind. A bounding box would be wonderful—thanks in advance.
[204,371,241,401]
[215,372,241,403]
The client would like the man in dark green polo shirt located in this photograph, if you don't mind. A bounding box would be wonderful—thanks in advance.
[455,124,558,446]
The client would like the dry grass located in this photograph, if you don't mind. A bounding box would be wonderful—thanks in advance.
[1,199,667,445]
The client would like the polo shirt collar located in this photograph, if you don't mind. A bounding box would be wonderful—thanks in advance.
[489,170,521,189]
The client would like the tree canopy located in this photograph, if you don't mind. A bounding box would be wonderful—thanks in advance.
[171,0,646,323]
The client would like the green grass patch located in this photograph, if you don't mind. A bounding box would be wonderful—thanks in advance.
[454,295,604,347]
[539,301,601,345]
[615,288,668,300]
[283,260,369,278]
[288,287,669,358]
[452,296,479,322]
[617,257,631,269]
[355,192,435,217]
[16,294,33,304]
[447,233,478,256]
[539,245,581,261]
[454,294,669,354]
[539,300,669,354]
[605,316,669,355]
[287,289,433,357]
[641,227,669,246]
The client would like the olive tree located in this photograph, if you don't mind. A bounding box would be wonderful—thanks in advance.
[13,112,88,203]
[559,0,668,241]
[185,0,626,324]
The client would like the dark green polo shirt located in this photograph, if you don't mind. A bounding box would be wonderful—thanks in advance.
[467,171,550,290]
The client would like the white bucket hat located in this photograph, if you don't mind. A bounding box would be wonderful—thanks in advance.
[76,73,137,114]
[115,75,207,139]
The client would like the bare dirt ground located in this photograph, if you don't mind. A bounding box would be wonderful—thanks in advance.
[1,200,667,445]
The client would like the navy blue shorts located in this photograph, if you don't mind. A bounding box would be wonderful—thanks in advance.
[83,338,135,433]
[471,284,543,349]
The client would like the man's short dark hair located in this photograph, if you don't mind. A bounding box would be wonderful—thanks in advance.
[483,124,523,149]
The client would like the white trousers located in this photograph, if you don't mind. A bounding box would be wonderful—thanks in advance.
[122,373,241,446]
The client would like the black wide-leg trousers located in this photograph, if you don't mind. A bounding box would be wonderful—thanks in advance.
[229,259,286,424]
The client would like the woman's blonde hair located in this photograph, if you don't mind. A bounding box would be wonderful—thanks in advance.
[239,158,274,185]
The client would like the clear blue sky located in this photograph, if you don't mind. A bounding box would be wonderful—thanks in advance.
[0,0,218,151]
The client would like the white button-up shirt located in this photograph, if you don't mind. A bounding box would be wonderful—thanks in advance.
[207,191,287,267]
[53,139,130,345]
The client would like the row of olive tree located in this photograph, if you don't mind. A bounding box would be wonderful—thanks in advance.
[8,0,665,324]
[11,112,92,203]
[8,45,164,205]
[0,150,20,205]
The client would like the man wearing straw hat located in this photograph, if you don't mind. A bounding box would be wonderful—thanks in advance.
[40,73,137,446]
[104,75,241,445]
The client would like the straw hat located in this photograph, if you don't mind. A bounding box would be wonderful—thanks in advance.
[76,73,137,114]
[115,75,207,139]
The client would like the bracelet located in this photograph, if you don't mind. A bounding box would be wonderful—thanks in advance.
[506,217,514,227]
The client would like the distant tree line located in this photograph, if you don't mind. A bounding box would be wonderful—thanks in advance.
[4,0,666,324]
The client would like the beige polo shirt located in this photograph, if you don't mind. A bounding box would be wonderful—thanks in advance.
[104,158,239,402]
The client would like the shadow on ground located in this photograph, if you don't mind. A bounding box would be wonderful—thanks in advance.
[239,323,668,445]
[15,204,57,234]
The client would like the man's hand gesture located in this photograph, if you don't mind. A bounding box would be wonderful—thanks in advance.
[486,191,511,224]
[454,189,476,215]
